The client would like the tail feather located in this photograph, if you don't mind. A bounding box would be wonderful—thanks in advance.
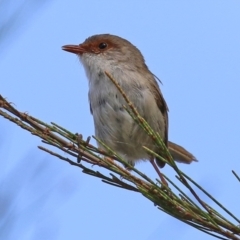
[168,141,197,164]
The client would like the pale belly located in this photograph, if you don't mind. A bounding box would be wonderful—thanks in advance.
[90,90,165,166]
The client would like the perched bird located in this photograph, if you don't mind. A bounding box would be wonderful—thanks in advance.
[62,34,196,168]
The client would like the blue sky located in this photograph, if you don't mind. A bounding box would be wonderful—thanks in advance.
[1,1,240,240]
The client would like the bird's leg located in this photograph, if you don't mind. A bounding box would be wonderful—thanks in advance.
[150,157,168,186]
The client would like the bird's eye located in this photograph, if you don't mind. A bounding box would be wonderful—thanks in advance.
[98,42,107,49]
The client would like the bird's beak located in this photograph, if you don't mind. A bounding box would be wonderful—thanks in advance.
[62,44,86,54]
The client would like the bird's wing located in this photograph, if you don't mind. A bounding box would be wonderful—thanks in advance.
[149,75,169,145]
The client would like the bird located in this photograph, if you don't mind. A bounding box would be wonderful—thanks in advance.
[62,34,196,169]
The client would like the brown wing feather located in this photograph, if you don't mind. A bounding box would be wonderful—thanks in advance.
[149,76,169,145]
[148,75,169,168]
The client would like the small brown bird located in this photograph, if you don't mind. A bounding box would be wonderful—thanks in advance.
[62,34,196,168]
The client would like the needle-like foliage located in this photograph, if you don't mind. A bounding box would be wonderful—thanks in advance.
[0,73,240,240]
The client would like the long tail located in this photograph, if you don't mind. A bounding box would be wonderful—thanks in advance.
[168,141,197,164]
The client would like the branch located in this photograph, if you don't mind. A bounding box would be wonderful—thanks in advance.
[1,75,240,240]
